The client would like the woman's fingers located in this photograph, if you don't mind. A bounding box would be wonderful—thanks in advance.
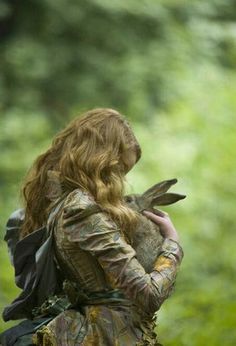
[142,210,166,224]
[142,209,179,242]
[143,209,168,218]
[152,209,168,217]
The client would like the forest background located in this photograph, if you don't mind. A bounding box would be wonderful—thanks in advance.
[0,1,236,345]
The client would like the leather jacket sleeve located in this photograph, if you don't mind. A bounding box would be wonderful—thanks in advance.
[4,209,25,265]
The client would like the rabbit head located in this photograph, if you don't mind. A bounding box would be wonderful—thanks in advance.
[125,178,186,212]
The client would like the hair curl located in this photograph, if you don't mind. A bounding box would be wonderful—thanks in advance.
[21,108,141,238]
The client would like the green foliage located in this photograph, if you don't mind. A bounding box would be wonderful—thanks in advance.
[0,241,21,332]
[1,0,236,344]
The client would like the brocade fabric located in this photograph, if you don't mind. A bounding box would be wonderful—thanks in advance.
[34,186,183,346]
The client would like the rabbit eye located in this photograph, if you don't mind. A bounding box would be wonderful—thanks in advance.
[125,196,133,203]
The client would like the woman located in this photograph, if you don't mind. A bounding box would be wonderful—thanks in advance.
[3,108,183,345]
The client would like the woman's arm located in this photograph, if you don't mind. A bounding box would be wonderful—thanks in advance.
[62,204,183,316]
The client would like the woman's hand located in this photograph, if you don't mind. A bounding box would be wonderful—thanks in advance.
[142,209,180,243]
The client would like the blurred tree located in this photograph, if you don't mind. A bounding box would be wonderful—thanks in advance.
[0,0,236,124]
[1,0,236,344]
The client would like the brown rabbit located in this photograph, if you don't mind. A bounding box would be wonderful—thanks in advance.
[124,178,186,273]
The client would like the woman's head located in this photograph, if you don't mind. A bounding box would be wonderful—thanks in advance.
[55,108,141,178]
[21,108,141,238]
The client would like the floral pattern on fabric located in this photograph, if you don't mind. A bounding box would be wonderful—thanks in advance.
[34,186,183,345]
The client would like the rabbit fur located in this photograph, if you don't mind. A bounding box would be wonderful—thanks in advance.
[124,179,185,273]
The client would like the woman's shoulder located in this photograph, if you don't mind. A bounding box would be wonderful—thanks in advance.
[64,188,97,210]
[59,188,120,237]
[61,188,103,228]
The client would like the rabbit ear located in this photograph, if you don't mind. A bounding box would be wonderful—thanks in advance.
[152,193,186,206]
[142,179,178,199]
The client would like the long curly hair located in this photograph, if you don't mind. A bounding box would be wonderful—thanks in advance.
[20,108,141,238]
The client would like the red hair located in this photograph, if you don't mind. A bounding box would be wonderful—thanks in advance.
[21,108,141,238]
